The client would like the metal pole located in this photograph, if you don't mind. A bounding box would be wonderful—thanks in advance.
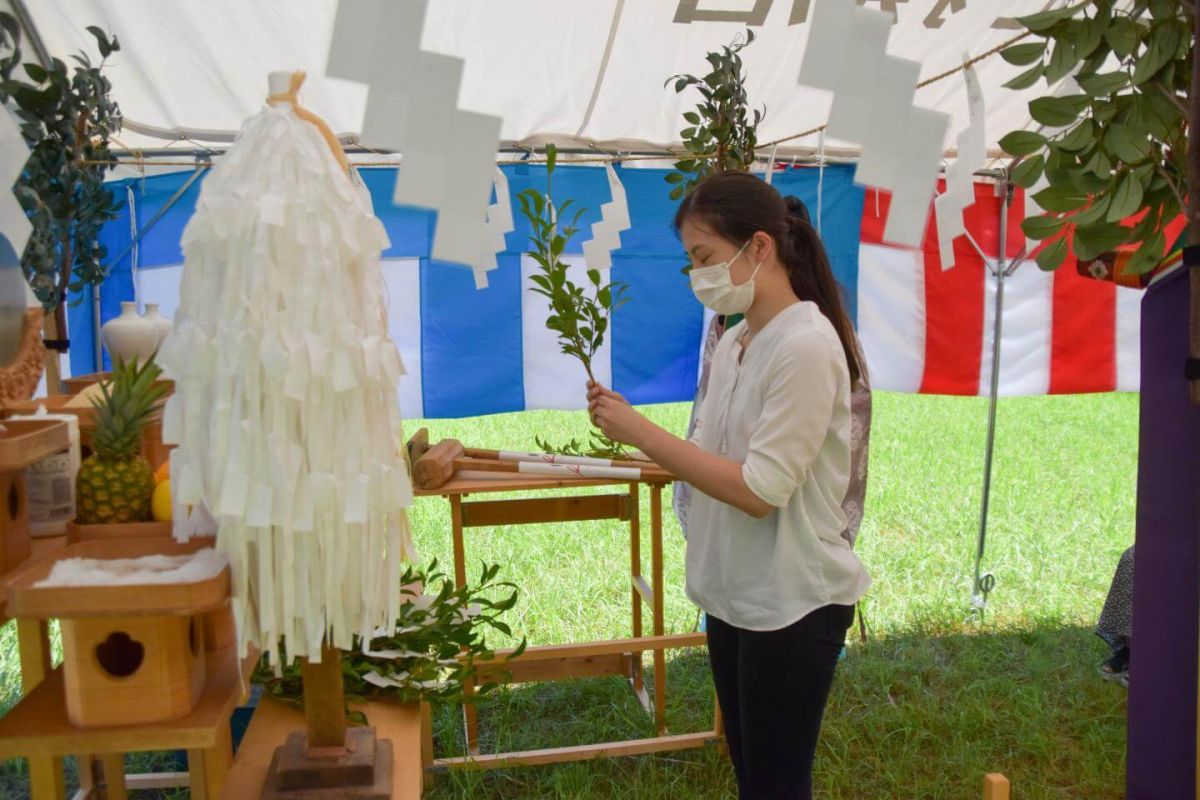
[972,179,1012,610]
[9,0,52,68]
[91,284,101,372]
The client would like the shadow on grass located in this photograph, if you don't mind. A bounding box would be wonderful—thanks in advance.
[0,623,1124,800]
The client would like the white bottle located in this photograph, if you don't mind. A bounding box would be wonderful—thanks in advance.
[14,408,81,536]
[141,303,173,349]
[102,301,158,366]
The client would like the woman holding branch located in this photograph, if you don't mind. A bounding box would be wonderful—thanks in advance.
[588,171,870,800]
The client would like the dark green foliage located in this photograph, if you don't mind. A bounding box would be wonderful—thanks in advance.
[0,13,122,309]
[664,29,764,201]
[999,1,1191,275]
[254,559,526,720]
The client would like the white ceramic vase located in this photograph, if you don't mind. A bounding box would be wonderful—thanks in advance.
[102,302,158,366]
[141,303,173,348]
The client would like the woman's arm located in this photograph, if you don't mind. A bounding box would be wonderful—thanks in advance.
[587,383,774,518]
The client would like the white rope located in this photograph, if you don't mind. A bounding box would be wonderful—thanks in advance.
[815,129,826,236]
[127,184,139,309]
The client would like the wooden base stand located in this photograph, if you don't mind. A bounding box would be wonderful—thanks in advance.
[260,642,394,799]
[261,728,394,800]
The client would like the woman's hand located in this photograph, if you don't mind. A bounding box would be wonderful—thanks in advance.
[587,380,648,447]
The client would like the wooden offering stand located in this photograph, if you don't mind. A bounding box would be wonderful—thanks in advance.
[6,538,229,728]
[0,418,69,575]
[410,431,722,772]
[0,535,246,800]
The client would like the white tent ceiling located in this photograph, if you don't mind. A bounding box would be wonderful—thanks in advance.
[25,0,1076,159]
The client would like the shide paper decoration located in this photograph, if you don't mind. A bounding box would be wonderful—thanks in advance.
[159,98,417,667]
[934,59,986,270]
[582,164,631,272]
[799,0,950,247]
[327,0,504,290]
[0,108,30,256]
[484,168,515,284]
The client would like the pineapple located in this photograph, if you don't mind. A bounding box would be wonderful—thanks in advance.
[76,357,170,524]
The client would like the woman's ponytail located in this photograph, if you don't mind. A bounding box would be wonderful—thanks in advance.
[781,196,862,386]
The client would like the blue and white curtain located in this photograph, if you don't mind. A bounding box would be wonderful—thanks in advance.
[73,164,865,418]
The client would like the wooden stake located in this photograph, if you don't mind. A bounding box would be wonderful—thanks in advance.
[983,773,1010,800]
[42,313,61,397]
[301,641,347,752]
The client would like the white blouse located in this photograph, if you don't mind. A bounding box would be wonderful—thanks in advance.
[684,301,871,631]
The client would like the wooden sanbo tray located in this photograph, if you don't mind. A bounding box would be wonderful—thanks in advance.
[6,538,230,619]
[0,418,70,470]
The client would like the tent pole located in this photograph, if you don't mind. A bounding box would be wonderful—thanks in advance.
[972,179,1011,610]
[9,0,51,67]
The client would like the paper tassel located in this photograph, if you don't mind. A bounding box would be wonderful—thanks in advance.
[582,164,631,272]
[474,167,515,289]
[798,0,949,248]
[327,0,503,290]
[934,58,987,270]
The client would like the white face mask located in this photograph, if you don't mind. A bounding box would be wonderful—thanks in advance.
[689,239,763,315]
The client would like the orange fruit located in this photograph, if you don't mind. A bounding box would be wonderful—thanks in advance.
[152,480,172,522]
[154,461,170,485]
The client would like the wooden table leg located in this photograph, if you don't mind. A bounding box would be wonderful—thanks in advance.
[450,495,480,755]
[629,482,645,700]
[72,753,97,796]
[420,700,435,791]
[201,722,233,800]
[28,755,65,800]
[74,753,97,797]
[187,748,210,800]
[650,483,667,736]
[100,754,127,800]
[17,618,52,693]
[19,618,65,800]
[714,693,728,757]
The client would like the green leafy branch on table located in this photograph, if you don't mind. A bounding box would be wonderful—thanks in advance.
[534,431,630,461]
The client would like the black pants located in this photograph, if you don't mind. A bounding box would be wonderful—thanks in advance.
[707,604,855,800]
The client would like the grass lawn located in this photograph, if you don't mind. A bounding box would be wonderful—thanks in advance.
[0,391,1136,798]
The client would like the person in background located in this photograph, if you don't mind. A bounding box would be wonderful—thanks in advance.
[1097,546,1133,688]
[588,171,870,800]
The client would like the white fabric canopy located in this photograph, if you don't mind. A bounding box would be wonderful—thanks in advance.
[27,0,1073,155]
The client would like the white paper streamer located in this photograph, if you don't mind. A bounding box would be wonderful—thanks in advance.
[518,461,642,480]
[496,450,617,468]
[159,104,417,666]
[582,163,631,272]
[798,0,950,247]
[0,107,31,256]
[327,0,503,290]
[934,58,987,270]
